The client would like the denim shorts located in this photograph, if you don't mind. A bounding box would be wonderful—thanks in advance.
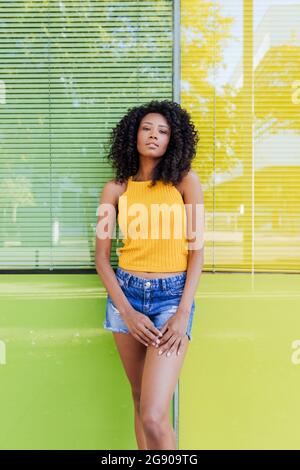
[103,267,196,341]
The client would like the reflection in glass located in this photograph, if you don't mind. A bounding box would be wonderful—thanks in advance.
[182,0,300,271]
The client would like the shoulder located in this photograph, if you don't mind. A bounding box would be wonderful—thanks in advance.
[100,178,128,206]
[181,170,201,185]
[180,170,203,201]
[178,170,201,194]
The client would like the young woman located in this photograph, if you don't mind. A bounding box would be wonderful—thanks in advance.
[95,100,204,450]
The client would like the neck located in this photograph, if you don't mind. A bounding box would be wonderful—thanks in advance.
[132,172,153,181]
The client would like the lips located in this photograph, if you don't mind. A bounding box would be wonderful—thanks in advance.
[146,142,159,147]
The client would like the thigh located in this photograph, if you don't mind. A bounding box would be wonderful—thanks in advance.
[113,332,147,397]
[140,336,189,420]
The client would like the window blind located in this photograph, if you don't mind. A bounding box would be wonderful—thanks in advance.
[0,0,173,270]
[182,0,300,272]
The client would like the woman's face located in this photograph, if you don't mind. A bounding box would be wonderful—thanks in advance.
[136,113,171,159]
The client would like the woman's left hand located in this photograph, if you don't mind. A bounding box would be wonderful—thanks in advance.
[157,312,189,357]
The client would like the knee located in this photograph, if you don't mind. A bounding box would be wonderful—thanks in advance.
[140,409,168,435]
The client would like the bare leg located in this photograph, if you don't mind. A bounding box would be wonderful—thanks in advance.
[112,332,148,450]
[140,336,190,450]
[133,399,148,450]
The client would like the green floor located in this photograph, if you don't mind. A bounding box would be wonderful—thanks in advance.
[0,273,299,449]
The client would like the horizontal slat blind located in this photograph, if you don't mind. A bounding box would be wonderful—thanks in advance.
[253,1,300,272]
[0,0,173,270]
[182,0,300,272]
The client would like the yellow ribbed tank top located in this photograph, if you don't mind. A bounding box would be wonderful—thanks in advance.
[117,176,188,272]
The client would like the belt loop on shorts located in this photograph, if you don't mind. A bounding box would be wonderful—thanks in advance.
[123,275,131,289]
[161,278,167,291]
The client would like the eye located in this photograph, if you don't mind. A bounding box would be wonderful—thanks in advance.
[142,127,168,134]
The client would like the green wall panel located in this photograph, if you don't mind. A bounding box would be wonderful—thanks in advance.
[0,273,173,450]
[180,273,300,450]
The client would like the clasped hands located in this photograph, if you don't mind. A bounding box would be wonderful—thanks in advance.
[123,307,189,357]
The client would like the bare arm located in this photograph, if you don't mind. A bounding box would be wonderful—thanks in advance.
[178,170,205,317]
[95,180,133,317]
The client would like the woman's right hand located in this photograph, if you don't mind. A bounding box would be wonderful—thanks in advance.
[122,309,163,347]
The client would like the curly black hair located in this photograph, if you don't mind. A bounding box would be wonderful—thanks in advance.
[105,99,199,188]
